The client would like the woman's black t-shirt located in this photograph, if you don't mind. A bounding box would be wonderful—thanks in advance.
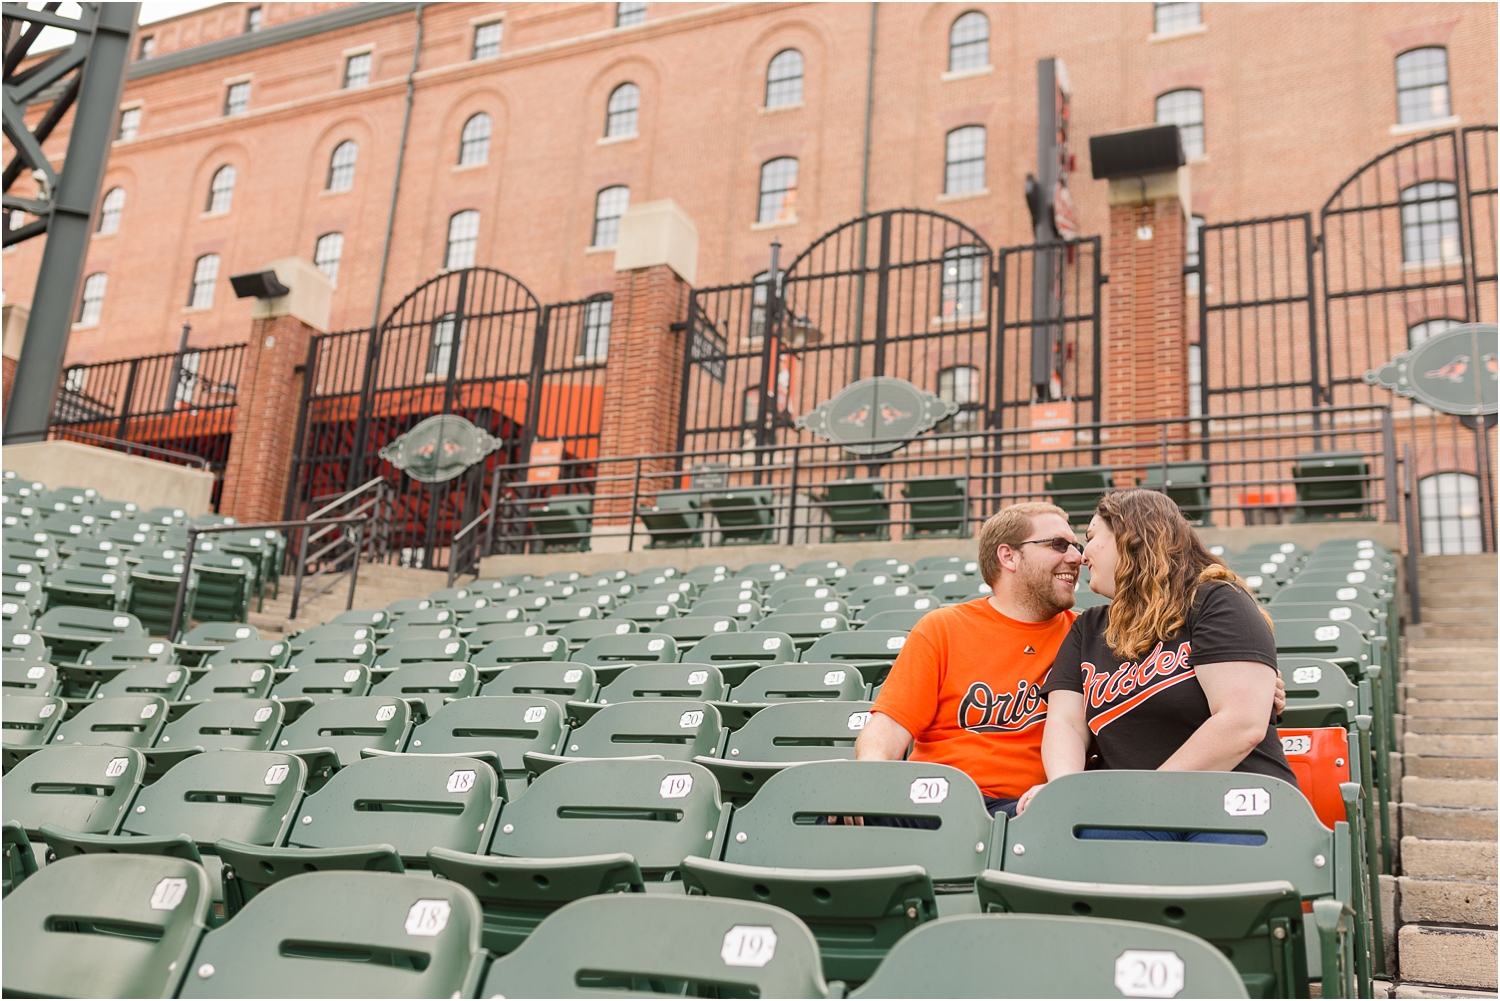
[1040,580,1297,784]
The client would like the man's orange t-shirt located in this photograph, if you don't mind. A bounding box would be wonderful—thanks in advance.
[872,597,1078,800]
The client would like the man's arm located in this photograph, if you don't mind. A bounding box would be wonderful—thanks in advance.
[855,712,913,760]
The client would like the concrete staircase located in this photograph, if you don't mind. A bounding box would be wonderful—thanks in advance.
[1388,553,1498,998]
[248,561,454,636]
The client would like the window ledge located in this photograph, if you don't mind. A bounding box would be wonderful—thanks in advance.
[598,132,638,146]
[92,230,118,240]
[112,138,138,146]
[751,216,798,231]
[941,64,993,82]
[71,322,100,331]
[182,305,213,314]
[1186,154,1209,165]
[585,244,617,254]
[937,188,989,203]
[320,188,351,197]
[1391,115,1460,136]
[199,210,230,220]
[452,161,488,173]
[1402,258,1466,272]
[928,313,988,327]
[1148,23,1206,42]
[573,355,608,365]
[760,102,803,115]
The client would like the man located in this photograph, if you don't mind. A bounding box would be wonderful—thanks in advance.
[856,502,1083,818]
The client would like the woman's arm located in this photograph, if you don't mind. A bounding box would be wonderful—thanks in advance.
[1016,690,1091,813]
[1158,661,1277,771]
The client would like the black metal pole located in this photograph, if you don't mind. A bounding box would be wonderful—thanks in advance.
[167,526,198,642]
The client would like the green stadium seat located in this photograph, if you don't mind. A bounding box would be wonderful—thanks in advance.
[190,552,254,623]
[701,578,762,602]
[3,744,145,834]
[286,622,373,656]
[174,621,257,666]
[930,577,991,603]
[58,635,177,697]
[844,582,919,609]
[393,606,459,629]
[849,557,907,575]
[2,660,57,696]
[681,760,995,980]
[682,563,733,584]
[385,596,434,616]
[427,757,727,954]
[593,663,728,707]
[903,475,969,538]
[179,662,276,702]
[476,596,550,624]
[376,622,459,653]
[815,478,890,541]
[851,912,1248,998]
[467,619,546,648]
[482,661,598,702]
[524,700,726,777]
[65,547,127,571]
[51,695,169,749]
[768,576,836,607]
[693,597,764,623]
[754,611,849,651]
[370,661,479,719]
[479,893,830,997]
[90,662,191,701]
[530,497,594,553]
[651,613,740,651]
[727,663,870,703]
[2,695,65,768]
[862,608,934,631]
[1143,462,1213,526]
[125,559,195,636]
[2,821,37,895]
[638,490,705,548]
[274,694,411,767]
[272,662,371,704]
[2,626,48,661]
[288,637,377,671]
[575,633,680,679]
[538,598,611,633]
[778,595,853,618]
[328,607,392,630]
[801,630,909,687]
[2,853,211,999]
[373,637,469,677]
[34,606,144,665]
[180,870,487,998]
[399,695,566,801]
[907,568,969,591]
[707,490,777,545]
[983,770,1359,999]
[42,565,127,613]
[682,631,797,687]
[0,600,32,628]
[473,634,569,675]
[204,637,290,671]
[1293,452,1372,521]
[615,598,685,625]
[557,617,636,653]
[147,699,285,779]
[215,753,497,908]
[1046,466,1114,527]
[695,700,872,800]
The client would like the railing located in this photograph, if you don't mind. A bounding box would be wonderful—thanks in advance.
[296,476,391,611]
[1,427,211,470]
[465,405,1404,556]
[1402,444,1423,625]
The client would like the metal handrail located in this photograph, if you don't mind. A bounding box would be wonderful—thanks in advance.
[2,427,212,470]
[1402,444,1423,625]
[446,505,493,587]
[309,476,386,521]
[168,515,369,639]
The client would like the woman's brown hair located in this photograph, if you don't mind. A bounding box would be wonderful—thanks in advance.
[1094,489,1272,660]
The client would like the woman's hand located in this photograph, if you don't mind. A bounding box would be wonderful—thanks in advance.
[1016,783,1046,815]
[1273,673,1286,716]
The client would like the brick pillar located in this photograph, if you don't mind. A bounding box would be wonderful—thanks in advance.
[218,258,331,523]
[1103,168,1190,482]
[588,200,698,544]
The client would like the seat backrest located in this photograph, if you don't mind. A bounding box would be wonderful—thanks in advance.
[3,744,145,834]
[557,618,637,649]
[378,623,460,649]
[50,696,168,748]
[755,612,849,643]
[913,555,978,573]
[1271,618,1372,670]
[289,638,376,669]
[685,631,795,667]
[466,621,545,647]
[1,628,48,661]
[155,699,283,753]
[614,598,683,623]
[565,700,724,762]
[700,580,761,602]
[178,621,258,648]
[1272,581,1388,613]
[851,913,1247,999]
[93,662,191,701]
[177,870,485,999]
[802,630,908,668]
[1286,568,1392,591]
[385,597,434,616]
[722,701,874,762]
[483,662,597,701]
[1,693,64,746]
[328,608,390,630]
[115,750,305,848]
[35,606,144,640]
[692,598,763,623]
[492,758,723,871]
[1278,657,1361,727]
[81,637,176,666]
[1268,601,1383,636]
[180,662,276,701]
[409,696,566,787]
[370,661,480,705]
[272,662,371,702]
[834,571,901,594]
[2,661,57,696]
[472,634,568,667]
[285,754,496,858]
[577,632,680,665]
[205,638,289,669]
[2,853,211,1000]
[717,760,991,881]
[597,663,727,704]
[930,578,991,602]
[729,663,868,703]
[653,614,741,644]
[1000,770,1335,897]
[862,608,934,632]
[1277,726,1353,831]
[276,696,412,766]
[481,893,827,999]
[775,596,851,618]
[287,623,374,653]
[396,607,459,628]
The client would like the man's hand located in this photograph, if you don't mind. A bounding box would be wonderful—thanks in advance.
[1016,783,1046,815]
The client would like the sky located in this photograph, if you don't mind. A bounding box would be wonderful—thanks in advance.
[28,2,226,52]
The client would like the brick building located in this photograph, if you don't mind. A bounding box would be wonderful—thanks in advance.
[3,1,1495,364]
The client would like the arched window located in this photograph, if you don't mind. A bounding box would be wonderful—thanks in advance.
[97,187,125,234]
[1400,182,1460,264]
[944,126,986,194]
[938,365,980,432]
[1156,89,1204,159]
[580,296,613,360]
[76,273,107,325]
[326,140,358,191]
[605,83,639,138]
[941,246,986,320]
[427,313,457,376]
[1153,2,1201,34]
[948,12,989,73]
[188,254,219,309]
[757,158,799,224]
[445,210,480,270]
[1396,47,1450,124]
[1409,318,1461,349]
[206,165,236,213]
[1419,472,1483,554]
[314,232,344,287]
[459,113,492,165]
[765,49,804,108]
[592,186,629,247]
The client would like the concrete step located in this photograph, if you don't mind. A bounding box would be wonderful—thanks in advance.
[1404,755,1498,779]
[1390,987,1500,998]
[1403,718,1499,736]
[1404,685,1498,701]
[1403,778,1498,809]
[1401,804,1499,841]
[1401,838,1498,881]
[1408,624,1500,641]
[1401,673,1497,687]
[1420,610,1500,626]
[1397,926,1498,991]
[1405,701,1499,720]
[1403,734,1498,757]
[1399,877,1499,927]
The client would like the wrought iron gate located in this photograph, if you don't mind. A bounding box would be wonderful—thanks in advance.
[285,268,608,568]
[1197,126,1499,551]
[676,209,1101,455]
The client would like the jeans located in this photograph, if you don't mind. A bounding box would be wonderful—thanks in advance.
[1075,828,1267,845]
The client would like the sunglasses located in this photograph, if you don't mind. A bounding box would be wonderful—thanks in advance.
[1018,537,1085,555]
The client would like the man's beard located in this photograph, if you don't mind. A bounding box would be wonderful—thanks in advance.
[1016,552,1075,618]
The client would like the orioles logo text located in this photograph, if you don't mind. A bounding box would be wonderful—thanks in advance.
[957,680,1046,733]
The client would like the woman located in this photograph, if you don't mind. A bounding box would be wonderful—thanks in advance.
[1018,489,1296,829]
